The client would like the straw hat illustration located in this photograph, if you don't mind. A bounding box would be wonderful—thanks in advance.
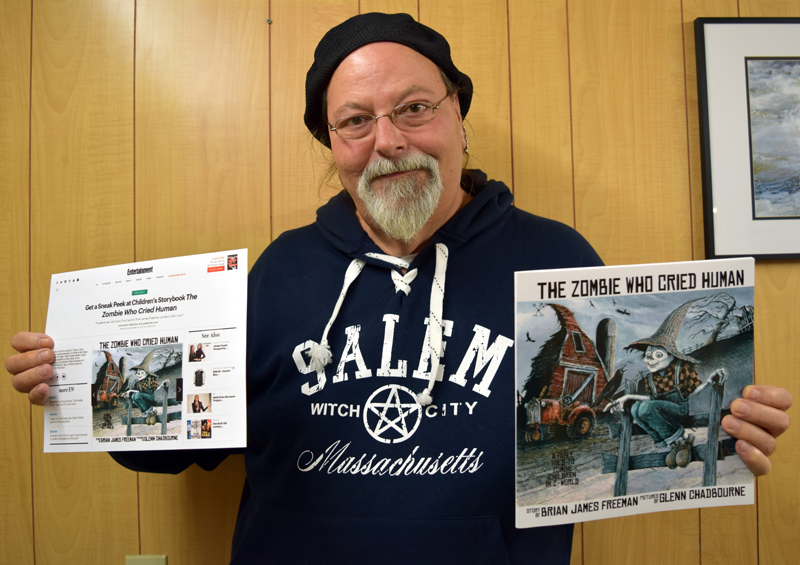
[130,349,161,378]
[624,299,698,363]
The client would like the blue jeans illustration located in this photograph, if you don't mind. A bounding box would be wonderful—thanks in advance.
[630,389,689,447]
[131,391,156,414]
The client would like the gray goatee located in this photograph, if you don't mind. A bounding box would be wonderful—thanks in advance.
[356,152,443,243]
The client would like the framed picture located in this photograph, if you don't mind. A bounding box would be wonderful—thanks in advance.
[695,18,800,259]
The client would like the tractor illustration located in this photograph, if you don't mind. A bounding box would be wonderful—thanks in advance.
[522,305,616,442]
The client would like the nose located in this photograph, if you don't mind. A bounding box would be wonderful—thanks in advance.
[372,114,407,157]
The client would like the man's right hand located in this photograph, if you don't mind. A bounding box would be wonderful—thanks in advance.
[6,332,54,405]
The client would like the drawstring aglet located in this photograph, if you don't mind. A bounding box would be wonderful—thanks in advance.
[308,340,333,372]
[416,390,433,406]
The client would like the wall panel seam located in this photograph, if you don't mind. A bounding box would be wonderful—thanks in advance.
[133,0,138,264]
[756,483,760,564]
[565,0,577,230]
[134,0,142,554]
[505,0,514,195]
[27,0,35,560]
[268,0,274,243]
[679,0,696,260]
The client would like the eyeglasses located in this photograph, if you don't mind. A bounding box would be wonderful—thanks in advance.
[328,95,450,140]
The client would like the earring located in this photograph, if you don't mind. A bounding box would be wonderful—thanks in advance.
[462,125,469,154]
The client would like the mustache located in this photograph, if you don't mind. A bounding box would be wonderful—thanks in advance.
[361,152,439,185]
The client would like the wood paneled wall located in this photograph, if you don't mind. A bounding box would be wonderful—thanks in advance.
[1,1,797,563]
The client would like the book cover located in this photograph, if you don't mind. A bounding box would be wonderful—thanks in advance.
[515,258,754,527]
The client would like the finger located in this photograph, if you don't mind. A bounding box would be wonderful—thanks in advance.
[722,414,778,457]
[730,398,790,438]
[734,439,771,476]
[5,346,55,377]
[27,383,51,406]
[11,363,53,395]
[10,332,53,354]
[744,385,793,411]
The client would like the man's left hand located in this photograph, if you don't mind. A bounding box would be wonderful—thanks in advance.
[722,385,792,475]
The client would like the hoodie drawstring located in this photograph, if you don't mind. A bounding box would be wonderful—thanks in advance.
[365,252,419,295]
[309,244,449,406]
[417,243,448,406]
[308,258,365,372]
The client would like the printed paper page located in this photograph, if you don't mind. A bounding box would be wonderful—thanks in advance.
[43,250,247,452]
[515,258,754,527]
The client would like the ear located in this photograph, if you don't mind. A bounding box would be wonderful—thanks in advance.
[450,95,467,152]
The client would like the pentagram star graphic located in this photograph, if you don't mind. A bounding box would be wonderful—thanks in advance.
[363,385,422,444]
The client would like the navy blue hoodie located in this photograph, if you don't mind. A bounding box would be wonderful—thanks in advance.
[113,171,602,564]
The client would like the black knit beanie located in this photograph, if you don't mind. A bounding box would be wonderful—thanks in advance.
[304,12,473,148]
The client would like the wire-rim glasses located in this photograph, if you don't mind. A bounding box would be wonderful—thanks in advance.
[328,95,449,140]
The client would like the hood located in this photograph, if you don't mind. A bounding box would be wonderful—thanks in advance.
[307,170,513,405]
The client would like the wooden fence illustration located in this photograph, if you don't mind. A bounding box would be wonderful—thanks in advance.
[121,383,182,436]
[601,370,735,497]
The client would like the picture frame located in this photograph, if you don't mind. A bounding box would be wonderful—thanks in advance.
[695,18,800,260]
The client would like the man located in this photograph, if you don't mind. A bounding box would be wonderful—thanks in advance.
[6,13,791,564]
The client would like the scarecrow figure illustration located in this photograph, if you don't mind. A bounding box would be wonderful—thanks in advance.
[121,349,167,423]
[606,300,727,469]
